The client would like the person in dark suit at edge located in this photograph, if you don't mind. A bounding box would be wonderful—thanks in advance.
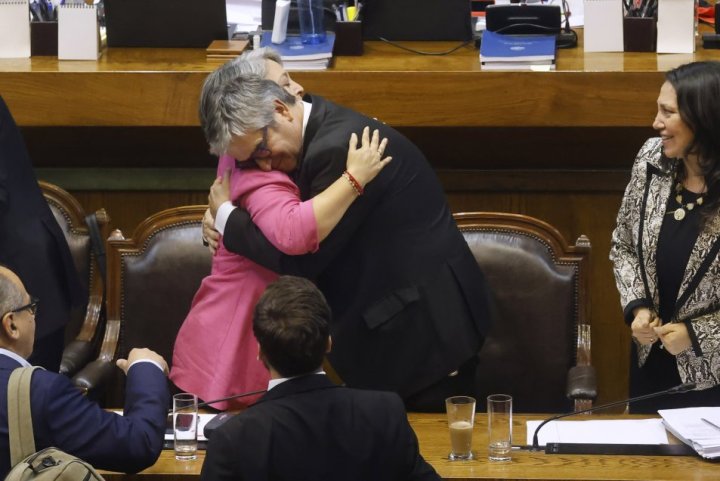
[201,275,440,481]
[201,48,494,412]
[0,265,170,477]
[0,96,85,372]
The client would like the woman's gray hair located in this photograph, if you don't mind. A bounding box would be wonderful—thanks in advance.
[200,47,295,156]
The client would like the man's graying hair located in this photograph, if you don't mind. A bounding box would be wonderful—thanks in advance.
[200,47,297,156]
[0,267,23,318]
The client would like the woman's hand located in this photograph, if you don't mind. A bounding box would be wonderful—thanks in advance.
[345,127,392,187]
[654,323,692,355]
[631,307,662,345]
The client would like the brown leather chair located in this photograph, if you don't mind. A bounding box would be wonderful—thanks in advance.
[454,212,596,413]
[39,181,109,378]
[74,205,211,407]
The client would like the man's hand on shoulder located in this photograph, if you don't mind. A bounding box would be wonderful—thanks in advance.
[209,169,231,218]
[116,348,169,376]
[203,208,221,255]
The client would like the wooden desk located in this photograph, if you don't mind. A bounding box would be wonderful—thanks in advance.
[1,31,719,128]
[101,414,717,481]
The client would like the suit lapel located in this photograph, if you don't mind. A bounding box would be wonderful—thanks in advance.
[675,215,720,319]
[641,163,673,309]
[295,94,328,199]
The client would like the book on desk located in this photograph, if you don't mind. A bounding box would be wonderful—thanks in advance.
[480,30,556,71]
[260,31,335,70]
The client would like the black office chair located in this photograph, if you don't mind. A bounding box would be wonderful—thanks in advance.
[40,181,109,379]
[454,212,596,413]
[73,205,211,406]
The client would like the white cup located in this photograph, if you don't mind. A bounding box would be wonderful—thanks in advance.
[173,393,198,461]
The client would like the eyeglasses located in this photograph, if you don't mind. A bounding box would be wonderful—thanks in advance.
[248,126,272,162]
[3,296,40,318]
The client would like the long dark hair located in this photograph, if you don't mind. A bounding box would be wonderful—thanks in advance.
[666,61,720,227]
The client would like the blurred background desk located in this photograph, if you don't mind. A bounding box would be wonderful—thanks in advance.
[1,31,719,408]
[100,413,716,481]
[1,30,717,128]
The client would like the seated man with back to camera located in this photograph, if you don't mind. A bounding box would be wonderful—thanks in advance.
[202,47,494,412]
[0,265,170,477]
[200,275,440,481]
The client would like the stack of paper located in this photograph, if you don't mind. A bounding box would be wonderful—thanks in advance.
[526,418,669,446]
[260,32,335,70]
[659,407,720,459]
[480,30,556,71]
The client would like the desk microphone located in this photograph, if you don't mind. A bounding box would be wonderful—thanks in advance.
[166,389,268,440]
[530,382,696,455]
[167,388,267,414]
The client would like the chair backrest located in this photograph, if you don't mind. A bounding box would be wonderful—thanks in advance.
[104,206,211,407]
[39,181,109,376]
[454,212,591,413]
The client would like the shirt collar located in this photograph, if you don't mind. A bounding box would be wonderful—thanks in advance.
[0,348,31,367]
[301,99,312,140]
[268,369,325,391]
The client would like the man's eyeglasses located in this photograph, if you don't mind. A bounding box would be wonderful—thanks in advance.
[3,296,40,318]
[248,126,272,162]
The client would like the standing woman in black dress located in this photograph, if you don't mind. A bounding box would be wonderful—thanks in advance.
[610,61,720,413]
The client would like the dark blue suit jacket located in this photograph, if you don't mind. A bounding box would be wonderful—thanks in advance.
[200,374,440,481]
[0,96,85,342]
[223,96,492,397]
[0,353,170,477]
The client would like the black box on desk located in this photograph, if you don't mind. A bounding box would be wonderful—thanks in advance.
[31,21,58,56]
[623,16,656,52]
[334,21,363,56]
[105,0,228,47]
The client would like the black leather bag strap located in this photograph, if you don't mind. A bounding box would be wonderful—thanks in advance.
[85,212,106,286]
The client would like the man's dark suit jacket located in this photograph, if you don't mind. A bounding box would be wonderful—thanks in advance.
[0,97,85,348]
[200,374,440,481]
[0,353,169,477]
[223,95,492,397]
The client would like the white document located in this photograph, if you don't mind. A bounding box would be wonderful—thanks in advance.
[656,0,695,53]
[58,4,100,60]
[526,419,670,446]
[583,0,624,52]
[226,0,262,33]
[659,407,720,459]
[0,0,31,58]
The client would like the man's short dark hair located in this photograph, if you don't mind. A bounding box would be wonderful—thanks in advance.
[253,276,331,378]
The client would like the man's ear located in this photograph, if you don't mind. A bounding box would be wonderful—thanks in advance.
[1,312,18,340]
[273,99,293,122]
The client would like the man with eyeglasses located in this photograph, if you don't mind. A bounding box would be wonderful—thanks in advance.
[200,49,494,412]
[0,265,170,477]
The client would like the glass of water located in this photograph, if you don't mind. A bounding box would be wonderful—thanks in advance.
[173,393,198,460]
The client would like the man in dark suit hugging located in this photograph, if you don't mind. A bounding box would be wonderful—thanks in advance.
[201,50,494,411]
[200,275,440,481]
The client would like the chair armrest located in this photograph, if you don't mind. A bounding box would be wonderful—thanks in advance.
[60,291,104,377]
[60,340,97,377]
[566,365,598,400]
[72,358,116,395]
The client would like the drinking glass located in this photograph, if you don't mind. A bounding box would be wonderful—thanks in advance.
[445,396,476,460]
[487,394,512,461]
[173,393,198,461]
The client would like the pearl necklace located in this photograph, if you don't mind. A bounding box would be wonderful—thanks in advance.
[671,180,705,221]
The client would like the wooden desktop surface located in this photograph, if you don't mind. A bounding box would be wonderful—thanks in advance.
[100,413,717,481]
[1,30,719,128]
